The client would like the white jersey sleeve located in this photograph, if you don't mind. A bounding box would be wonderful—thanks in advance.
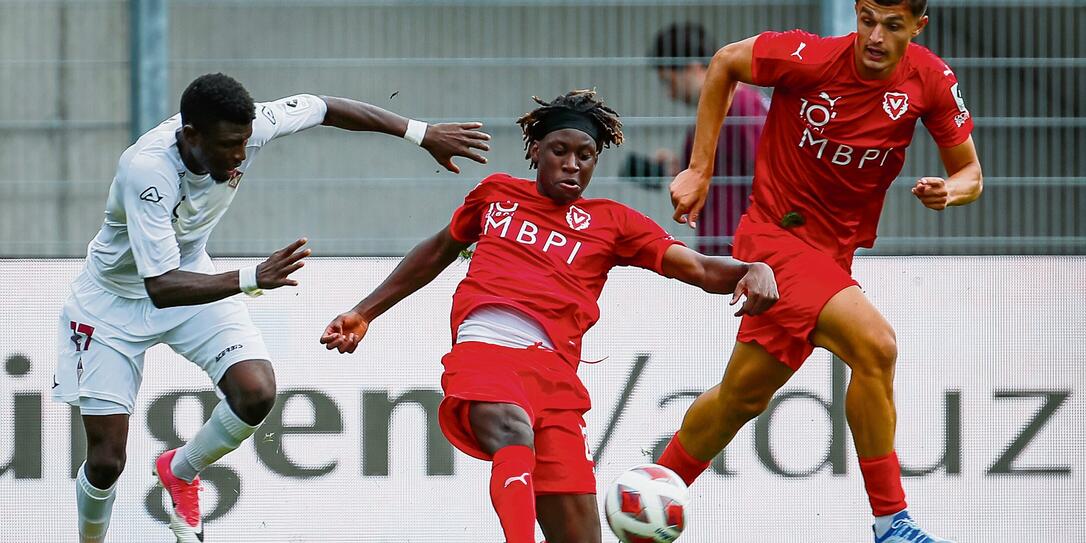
[118,154,182,278]
[250,94,328,147]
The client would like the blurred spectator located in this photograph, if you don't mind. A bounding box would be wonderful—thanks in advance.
[633,23,769,254]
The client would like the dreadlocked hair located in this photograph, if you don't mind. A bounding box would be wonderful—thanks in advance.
[515,89,624,168]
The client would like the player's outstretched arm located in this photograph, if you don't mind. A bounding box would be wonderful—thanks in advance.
[320,226,469,354]
[320,96,490,173]
[912,135,983,210]
[659,244,778,316]
[671,35,758,228]
[144,238,310,308]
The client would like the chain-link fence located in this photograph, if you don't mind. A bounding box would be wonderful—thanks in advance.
[1,0,1081,256]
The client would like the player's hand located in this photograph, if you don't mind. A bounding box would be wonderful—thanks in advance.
[731,262,778,317]
[320,310,370,354]
[912,177,951,210]
[669,168,711,229]
[256,238,310,289]
[422,122,491,174]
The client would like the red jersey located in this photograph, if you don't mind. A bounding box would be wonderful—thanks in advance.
[447,173,682,363]
[749,30,974,266]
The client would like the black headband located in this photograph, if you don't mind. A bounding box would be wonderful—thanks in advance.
[536,109,602,143]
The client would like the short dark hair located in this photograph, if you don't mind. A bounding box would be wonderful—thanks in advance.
[857,0,928,19]
[516,89,624,169]
[179,73,255,131]
[648,23,714,69]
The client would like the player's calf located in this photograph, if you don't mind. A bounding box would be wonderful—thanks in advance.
[76,461,117,543]
[468,402,538,543]
[537,494,602,543]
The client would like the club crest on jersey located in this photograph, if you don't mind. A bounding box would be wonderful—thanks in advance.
[565,205,591,231]
[882,92,909,121]
[228,171,244,189]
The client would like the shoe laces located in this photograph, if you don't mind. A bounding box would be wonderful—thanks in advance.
[890,516,933,542]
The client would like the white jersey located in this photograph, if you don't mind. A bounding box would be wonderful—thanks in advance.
[83,94,328,298]
[456,304,555,349]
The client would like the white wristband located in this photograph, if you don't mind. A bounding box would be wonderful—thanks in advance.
[404,119,427,146]
[239,266,263,297]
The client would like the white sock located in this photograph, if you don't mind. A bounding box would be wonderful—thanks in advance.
[171,400,259,483]
[874,508,908,537]
[76,462,117,543]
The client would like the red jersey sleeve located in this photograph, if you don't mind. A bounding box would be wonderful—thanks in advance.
[613,207,685,273]
[921,64,974,148]
[750,29,828,89]
[448,177,497,243]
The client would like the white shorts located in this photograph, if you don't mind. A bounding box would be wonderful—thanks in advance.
[52,272,271,415]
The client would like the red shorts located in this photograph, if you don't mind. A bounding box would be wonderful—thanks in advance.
[732,216,858,370]
[439,341,596,495]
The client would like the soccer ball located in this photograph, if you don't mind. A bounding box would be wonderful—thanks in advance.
[604,464,689,543]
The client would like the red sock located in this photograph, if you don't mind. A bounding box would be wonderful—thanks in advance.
[657,433,711,486]
[858,451,907,516]
[490,445,537,543]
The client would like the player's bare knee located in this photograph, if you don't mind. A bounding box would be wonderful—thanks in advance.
[85,450,126,488]
[728,394,772,423]
[851,329,898,379]
[719,385,773,423]
[227,380,277,425]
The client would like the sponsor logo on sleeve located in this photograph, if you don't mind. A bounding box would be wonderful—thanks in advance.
[950,82,968,113]
[286,98,299,108]
[262,105,277,125]
[950,83,970,127]
[139,186,163,202]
